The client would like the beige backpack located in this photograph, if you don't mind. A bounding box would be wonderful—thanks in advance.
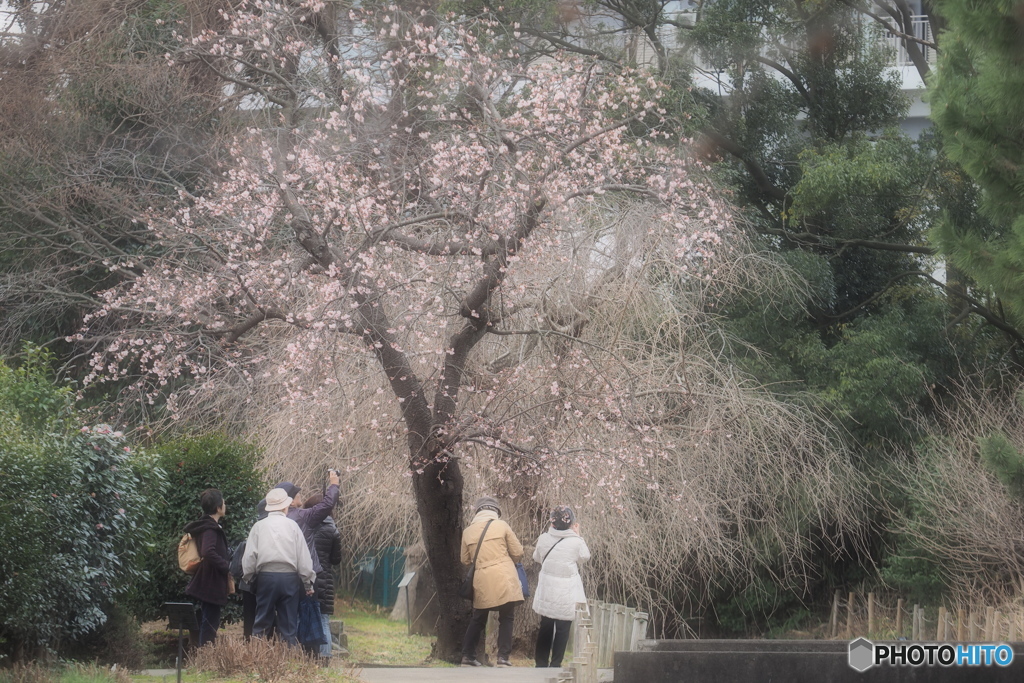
[177,532,202,575]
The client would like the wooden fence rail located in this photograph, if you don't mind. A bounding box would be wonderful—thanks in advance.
[547,599,649,683]
[828,590,1024,643]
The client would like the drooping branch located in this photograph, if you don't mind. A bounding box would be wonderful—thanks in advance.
[752,55,811,104]
[912,270,1024,344]
[823,269,1024,343]
[759,224,936,255]
[215,306,290,343]
[837,0,936,80]
[701,128,788,203]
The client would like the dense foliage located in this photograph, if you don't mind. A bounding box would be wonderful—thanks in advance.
[135,434,266,621]
[930,0,1024,324]
[0,349,164,658]
[0,0,224,371]
[474,0,1024,630]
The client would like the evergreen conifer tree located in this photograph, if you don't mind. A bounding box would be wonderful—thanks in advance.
[931,0,1024,322]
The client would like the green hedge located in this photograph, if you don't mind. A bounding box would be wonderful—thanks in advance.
[0,349,164,656]
[134,434,267,621]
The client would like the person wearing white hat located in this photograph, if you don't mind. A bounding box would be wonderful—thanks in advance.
[242,488,316,646]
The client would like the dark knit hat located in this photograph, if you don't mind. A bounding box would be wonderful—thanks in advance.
[275,481,301,498]
[474,496,501,516]
[550,505,575,531]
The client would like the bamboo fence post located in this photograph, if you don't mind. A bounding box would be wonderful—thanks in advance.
[830,590,840,639]
[957,607,966,641]
[630,612,649,651]
[896,598,904,637]
[1006,613,1015,643]
[969,606,979,642]
[845,592,854,640]
[867,592,875,635]
[937,607,947,641]
[599,602,613,668]
[912,605,920,641]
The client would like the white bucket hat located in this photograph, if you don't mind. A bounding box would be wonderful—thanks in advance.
[264,487,292,512]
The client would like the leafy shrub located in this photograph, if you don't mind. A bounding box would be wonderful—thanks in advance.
[60,605,146,671]
[134,434,266,621]
[0,350,164,659]
[879,547,947,605]
[979,431,1024,502]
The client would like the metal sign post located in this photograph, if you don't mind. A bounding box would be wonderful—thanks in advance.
[398,571,416,635]
[164,602,199,683]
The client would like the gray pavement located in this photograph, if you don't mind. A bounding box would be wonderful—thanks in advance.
[354,667,613,682]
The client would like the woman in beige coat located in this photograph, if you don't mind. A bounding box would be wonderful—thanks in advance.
[460,496,524,667]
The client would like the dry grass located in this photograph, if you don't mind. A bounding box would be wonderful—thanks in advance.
[0,663,54,683]
[893,381,1024,603]
[188,636,351,683]
[0,662,131,683]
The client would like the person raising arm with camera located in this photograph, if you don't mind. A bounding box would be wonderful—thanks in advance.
[271,470,341,574]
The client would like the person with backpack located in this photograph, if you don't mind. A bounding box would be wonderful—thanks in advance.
[459,496,524,668]
[532,505,590,668]
[183,489,232,647]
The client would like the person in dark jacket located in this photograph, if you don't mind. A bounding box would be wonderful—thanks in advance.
[184,489,231,647]
[301,492,342,661]
[266,470,341,574]
[230,499,268,639]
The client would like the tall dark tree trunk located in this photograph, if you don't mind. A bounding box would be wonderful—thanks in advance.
[412,455,470,661]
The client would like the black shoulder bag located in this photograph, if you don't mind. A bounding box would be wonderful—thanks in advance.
[541,537,565,567]
[459,519,495,601]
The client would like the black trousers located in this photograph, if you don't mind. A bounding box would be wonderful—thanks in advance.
[535,615,572,667]
[462,601,518,660]
[197,601,223,647]
[253,572,303,646]
[242,589,257,639]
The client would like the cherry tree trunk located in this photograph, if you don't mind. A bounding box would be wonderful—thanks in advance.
[411,454,471,662]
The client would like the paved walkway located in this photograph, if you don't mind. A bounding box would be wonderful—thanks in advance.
[355,667,613,682]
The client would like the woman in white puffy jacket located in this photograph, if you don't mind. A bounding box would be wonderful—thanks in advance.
[532,505,591,668]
